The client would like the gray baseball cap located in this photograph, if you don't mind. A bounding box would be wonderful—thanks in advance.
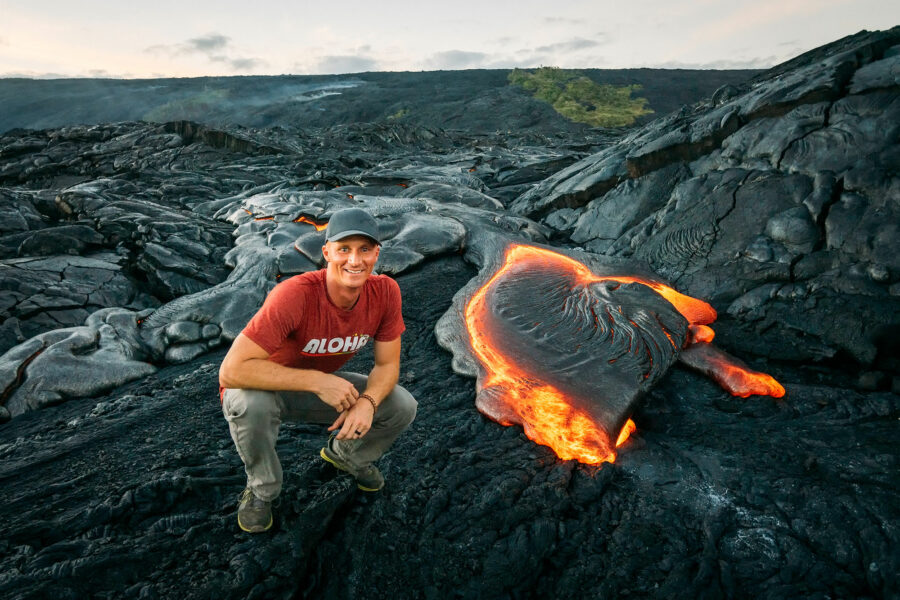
[325,208,380,244]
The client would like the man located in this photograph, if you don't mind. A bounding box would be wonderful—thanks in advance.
[219,207,417,533]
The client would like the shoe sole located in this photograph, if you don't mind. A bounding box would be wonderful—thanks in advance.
[238,513,273,533]
[320,447,384,492]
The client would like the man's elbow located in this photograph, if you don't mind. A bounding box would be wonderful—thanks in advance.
[218,358,241,389]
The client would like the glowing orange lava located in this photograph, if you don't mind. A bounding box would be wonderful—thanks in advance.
[690,324,716,344]
[293,216,328,231]
[616,419,637,447]
[464,244,783,465]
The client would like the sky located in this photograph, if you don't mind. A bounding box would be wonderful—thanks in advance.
[1,0,898,79]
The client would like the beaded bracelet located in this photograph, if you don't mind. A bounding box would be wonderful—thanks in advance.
[360,393,378,413]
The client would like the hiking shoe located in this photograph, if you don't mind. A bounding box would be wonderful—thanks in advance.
[237,488,273,533]
[320,436,385,492]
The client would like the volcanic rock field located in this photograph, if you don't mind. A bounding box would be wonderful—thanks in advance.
[1,27,898,600]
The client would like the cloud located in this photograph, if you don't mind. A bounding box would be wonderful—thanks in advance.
[543,17,580,25]
[0,70,69,79]
[533,37,605,53]
[312,55,378,74]
[145,33,232,57]
[425,50,489,70]
[0,69,134,79]
[501,35,610,69]
[652,56,778,70]
[184,34,229,54]
[229,58,264,71]
[210,55,265,71]
[142,33,263,72]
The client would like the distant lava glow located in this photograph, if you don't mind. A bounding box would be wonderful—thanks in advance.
[464,244,783,465]
[294,216,328,231]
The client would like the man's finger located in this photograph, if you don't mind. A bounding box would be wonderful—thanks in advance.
[338,417,359,440]
[328,412,347,431]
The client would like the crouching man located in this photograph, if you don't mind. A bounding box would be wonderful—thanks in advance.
[219,208,417,533]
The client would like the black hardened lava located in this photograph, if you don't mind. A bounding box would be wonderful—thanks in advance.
[0,27,898,600]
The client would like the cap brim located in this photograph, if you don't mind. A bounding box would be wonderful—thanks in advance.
[327,230,379,243]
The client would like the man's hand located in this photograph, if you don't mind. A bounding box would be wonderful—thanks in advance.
[329,399,375,440]
[316,373,360,412]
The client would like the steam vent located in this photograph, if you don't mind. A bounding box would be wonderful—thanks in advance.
[0,27,898,600]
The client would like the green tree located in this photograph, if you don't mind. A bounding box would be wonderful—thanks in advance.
[508,67,653,127]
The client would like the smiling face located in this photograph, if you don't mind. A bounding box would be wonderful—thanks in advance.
[322,235,380,294]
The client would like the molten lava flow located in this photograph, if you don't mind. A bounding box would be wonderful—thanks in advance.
[718,362,786,398]
[616,419,637,447]
[464,244,783,465]
[293,216,328,231]
[680,343,786,398]
[689,324,716,344]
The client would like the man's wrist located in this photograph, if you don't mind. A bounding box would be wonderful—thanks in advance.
[360,393,377,413]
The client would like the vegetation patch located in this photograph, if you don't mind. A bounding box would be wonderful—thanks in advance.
[387,107,410,120]
[508,67,653,127]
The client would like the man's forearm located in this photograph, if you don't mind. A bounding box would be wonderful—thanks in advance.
[362,362,400,407]
[220,356,325,394]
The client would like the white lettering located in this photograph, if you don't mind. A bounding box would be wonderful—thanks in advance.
[341,336,355,352]
[355,335,370,350]
[319,338,327,353]
[302,339,320,353]
[327,337,344,353]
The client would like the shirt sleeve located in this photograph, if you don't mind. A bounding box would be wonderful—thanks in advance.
[242,280,305,355]
[374,277,405,342]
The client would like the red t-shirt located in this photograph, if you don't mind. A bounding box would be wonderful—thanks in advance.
[242,269,405,374]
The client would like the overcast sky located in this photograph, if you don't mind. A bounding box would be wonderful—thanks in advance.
[2,0,898,78]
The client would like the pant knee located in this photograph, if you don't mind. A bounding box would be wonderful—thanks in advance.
[224,389,279,429]
[384,386,417,428]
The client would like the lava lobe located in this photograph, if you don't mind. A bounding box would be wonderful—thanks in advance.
[465,245,694,464]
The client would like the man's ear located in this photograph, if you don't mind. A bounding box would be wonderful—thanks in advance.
[321,244,329,263]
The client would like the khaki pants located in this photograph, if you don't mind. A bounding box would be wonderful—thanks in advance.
[222,372,417,501]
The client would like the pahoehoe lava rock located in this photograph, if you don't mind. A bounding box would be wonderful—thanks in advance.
[437,241,688,462]
[513,27,900,378]
[435,237,782,465]
[0,28,897,600]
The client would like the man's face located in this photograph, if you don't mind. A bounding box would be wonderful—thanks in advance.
[322,235,380,291]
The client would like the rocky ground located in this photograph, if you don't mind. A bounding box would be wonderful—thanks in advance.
[0,27,898,600]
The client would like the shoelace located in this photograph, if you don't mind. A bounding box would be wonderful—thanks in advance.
[240,489,268,507]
